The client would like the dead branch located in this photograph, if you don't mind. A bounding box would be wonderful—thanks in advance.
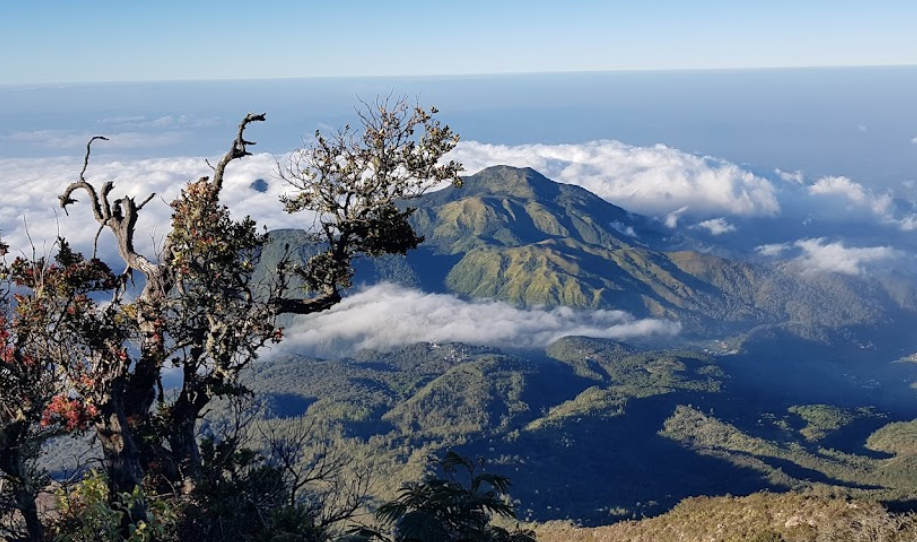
[212,112,267,191]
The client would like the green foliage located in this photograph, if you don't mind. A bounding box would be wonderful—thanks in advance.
[867,419,917,455]
[48,471,179,542]
[226,335,917,526]
[788,404,879,442]
[1,100,463,540]
[364,451,536,542]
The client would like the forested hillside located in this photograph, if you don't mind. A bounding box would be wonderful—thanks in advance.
[229,336,917,526]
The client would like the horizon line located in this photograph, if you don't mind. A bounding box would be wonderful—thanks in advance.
[3,63,917,90]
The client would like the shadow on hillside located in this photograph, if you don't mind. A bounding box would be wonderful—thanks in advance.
[465,394,785,526]
[749,453,882,490]
[262,393,315,419]
[403,249,464,293]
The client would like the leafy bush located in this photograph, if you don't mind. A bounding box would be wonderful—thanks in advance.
[48,471,179,542]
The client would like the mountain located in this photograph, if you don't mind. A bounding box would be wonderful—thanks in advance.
[259,165,917,354]
[402,166,917,351]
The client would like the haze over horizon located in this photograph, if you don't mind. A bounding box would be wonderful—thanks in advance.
[3,1,917,86]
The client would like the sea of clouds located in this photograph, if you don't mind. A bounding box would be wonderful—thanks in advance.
[1,137,913,355]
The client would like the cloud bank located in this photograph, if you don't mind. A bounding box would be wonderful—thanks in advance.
[757,238,901,276]
[274,283,681,358]
[450,141,917,237]
[804,174,917,231]
[450,140,781,218]
[793,238,901,276]
[0,153,299,262]
[3,138,916,280]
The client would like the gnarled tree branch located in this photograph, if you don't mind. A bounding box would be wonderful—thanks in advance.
[212,112,267,191]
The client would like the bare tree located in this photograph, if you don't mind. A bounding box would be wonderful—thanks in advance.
[259,418,373,531]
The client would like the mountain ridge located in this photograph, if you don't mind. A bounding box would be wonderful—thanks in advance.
[260,165,917,355]
[406,165,917,350]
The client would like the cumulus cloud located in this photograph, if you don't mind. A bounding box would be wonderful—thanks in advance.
[5,138,917,277]
[450,140,781,218]
[449,141,917,238]
[911,136,917,145]
[0,153,303,262]
[793,238,900,276]
[609,220,638,238]
[694,218,736,235]
[756,243,789,257]
[806,175,917,231]
[809,175,869,203]
[274,283,681,358]
[757,238,900,275]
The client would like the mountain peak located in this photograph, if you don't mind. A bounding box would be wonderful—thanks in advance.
[460,165,559,199]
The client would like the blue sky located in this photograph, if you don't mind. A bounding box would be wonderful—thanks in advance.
[3,1,917,85]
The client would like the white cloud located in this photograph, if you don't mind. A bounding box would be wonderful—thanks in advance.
[806,175,917,231]
[775,168,805,184]
[911,136,917,145]
[664,206,688,229]
[694,217,736,235]
[756,243,789,257]
[609,220,638,238]
[450,140,781,218]
[0,153,303,263]
[273,283,681,358]
[757,239,900,275]
[4,140,916,279]
[793,238,900,276]
[898,215,917,231]
[449,141,917,238]
[96,115,148,125]
[809,175,868,203]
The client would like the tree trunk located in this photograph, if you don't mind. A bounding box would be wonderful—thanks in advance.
[95,399,145,499]
[14,483,43,542]
[1,425,44,542]
[167,389,207,492]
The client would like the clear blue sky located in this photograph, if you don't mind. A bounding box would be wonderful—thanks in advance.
[2,1,916,85]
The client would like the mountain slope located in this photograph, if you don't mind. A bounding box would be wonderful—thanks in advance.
[234,337,917,526]
[405,166,916,345]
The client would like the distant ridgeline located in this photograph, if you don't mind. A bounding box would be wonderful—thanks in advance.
[260,165,917,357]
